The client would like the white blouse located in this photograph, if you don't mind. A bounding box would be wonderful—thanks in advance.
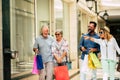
[94,37,120,61]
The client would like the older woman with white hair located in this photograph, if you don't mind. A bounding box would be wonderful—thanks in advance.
[52,29,69,66]
[51,29,70,79]
[84,26,120,80]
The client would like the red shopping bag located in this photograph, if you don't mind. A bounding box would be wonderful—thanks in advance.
[32,56,39,74]
[54,65,70,80]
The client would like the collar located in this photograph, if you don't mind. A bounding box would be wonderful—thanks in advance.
[40,35,48,39]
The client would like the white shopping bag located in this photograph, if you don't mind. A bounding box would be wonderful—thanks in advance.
[81,55,90,74]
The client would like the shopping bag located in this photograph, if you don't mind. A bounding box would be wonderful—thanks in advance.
[32,56,38,74]
[117,60,120,72]
[81,55,90,74]
[36,54,44,70]
[66,51,72,70]
[89,52,101,68]
[66,61,72,70]
[88,54,96,69]
[54,65,70,80]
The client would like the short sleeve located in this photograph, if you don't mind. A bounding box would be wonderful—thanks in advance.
[51,42,56,55]
[33,38,38,48]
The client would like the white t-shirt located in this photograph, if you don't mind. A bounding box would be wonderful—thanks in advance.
[94,37,120,61]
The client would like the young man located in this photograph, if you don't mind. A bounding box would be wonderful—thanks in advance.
[78,21,100,80]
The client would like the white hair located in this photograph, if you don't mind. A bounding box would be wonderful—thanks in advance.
[40,25,49,35]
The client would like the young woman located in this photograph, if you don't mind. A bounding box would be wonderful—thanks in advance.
[84,26,120,80]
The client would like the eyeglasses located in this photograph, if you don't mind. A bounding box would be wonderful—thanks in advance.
[55,33,60,36]
[99,31,104,35]
[88,26,92,27]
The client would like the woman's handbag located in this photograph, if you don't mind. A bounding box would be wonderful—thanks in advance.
[89,52,101,68]
[66,53,72,70]
[32,56,38,74]
[117,59,120,72]
[36,54,44,70]
[66,61,72,70]
[54,65,70,80]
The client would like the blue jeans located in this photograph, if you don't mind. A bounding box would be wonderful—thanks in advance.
[101,59,116,80]
[80,59,97,80]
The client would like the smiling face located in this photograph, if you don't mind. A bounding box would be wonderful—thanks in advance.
[41,26,49,38]
[55,31,63,41]
[99,30,105,39]
[88,23,96,33]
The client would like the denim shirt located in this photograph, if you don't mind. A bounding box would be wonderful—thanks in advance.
[78,33,100,60]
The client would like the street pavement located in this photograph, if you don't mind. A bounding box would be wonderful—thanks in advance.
[19,68,120,80]
[86,68,120,80]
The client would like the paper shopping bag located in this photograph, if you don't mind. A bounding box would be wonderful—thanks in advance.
[88,54,96,69]
[32,56,38,74]
[36,54,44,70]
[54,65,70,80]
[81,55,90,74]
[89,52,101,68]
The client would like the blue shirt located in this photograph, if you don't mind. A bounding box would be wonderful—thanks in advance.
[33,35,54,63]
[78,33,100,60]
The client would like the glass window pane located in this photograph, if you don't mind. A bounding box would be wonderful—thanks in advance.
[10,0,35,76]
[54,0,63,29]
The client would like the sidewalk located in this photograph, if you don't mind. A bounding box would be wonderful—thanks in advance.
[86,68,120,80]
[18,68,120,80]
[12,69,80,80]
[97,68,120,80]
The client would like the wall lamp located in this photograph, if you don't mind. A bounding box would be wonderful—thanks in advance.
[102,10,109,21]
[86,0,109,21]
